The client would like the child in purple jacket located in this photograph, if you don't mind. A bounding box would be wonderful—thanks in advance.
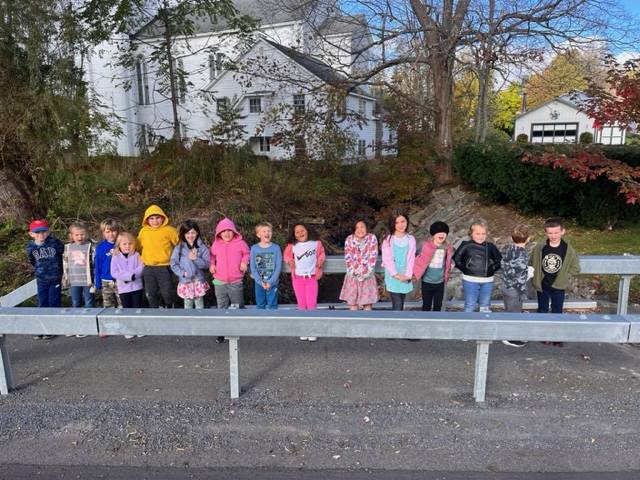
[110,232,144,309]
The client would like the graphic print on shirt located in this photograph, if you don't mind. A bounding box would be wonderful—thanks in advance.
[71,249,87,266]
[255,252,276,281]
[293,241,318,276]
[429,249,445,268]
[542,253,562,274]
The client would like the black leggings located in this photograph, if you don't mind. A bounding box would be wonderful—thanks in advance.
[421,281,445,311]
[142,266,175,308]
[389,292,406,311]
[120,289,144,308]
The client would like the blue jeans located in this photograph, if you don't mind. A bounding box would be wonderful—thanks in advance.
[537,287,565,314]
[70,286,95,308]
[37,278,62,307]
[255,283,278,309]
[462,279,494,312]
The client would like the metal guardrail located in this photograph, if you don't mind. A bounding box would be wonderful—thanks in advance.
[2,255,638,313]
[0,307,637,402]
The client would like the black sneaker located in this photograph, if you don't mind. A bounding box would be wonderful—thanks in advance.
[216,336,226,344]
[502,340,526,348]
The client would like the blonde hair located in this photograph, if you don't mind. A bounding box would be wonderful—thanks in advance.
[468,219,488,237]
[114,232,137,255]
[100,218,121,233]
[255,221,273,234]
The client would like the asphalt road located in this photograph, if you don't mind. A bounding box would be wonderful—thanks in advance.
[1,335,640,475]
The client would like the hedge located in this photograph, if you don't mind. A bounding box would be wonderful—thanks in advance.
[453,141,640,227]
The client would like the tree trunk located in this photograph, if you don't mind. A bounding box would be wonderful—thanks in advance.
[161,10,181,144]
[0,168,35,223]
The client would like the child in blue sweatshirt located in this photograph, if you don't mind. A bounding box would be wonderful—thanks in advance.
[95,218,122,308]
[250,222,282,309]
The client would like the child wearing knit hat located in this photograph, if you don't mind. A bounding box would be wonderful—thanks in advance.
[413,221,454,311]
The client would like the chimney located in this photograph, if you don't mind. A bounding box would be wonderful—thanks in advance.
[521,91,527,114]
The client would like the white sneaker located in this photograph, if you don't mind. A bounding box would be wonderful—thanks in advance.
[137,335,145,338]
[307,336,317,342]
[124,334,135,339]
[299,337,308,341]
[75,334,87,338]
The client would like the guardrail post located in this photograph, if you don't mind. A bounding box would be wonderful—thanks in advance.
[228,337,240,399]
[473,341,491,402]
[617,275,634,315]
[0,335,13,395]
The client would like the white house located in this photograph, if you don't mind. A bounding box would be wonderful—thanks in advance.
[84,0,395,160]
[513,93,626,145]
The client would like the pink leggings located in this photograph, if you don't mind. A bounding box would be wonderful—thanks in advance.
[291,274,318,310]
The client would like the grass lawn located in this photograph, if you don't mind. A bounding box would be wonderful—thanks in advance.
[565,222,640,305]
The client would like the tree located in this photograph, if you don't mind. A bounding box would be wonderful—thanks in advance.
[525,50,595,108]
[579,55,640,128]
[209,100,248,146]
[492,82,522,136]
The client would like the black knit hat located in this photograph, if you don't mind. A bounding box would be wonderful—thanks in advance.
[429,221,450,236]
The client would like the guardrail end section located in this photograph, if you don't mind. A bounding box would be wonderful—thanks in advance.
[0,334,13,395]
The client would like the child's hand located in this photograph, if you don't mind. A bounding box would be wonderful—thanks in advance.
[188,249,197,260]
[209,265,216,275]
[240,262,247,273]
[316,268,323,280]
[263,282,270,290]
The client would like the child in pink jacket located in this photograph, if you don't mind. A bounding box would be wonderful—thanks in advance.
[413,221,453,311]
[209,218,250,312]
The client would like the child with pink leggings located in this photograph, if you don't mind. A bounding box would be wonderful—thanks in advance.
[284,222,325,342]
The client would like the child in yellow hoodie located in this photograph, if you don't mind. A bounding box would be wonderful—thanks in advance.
[138,205,179,307]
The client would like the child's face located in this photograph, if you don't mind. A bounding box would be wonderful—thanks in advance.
[354,221,367,239]
[294,225,308,242]
[432,232,447,246]
[256,226,272,243]
[103,227,118,243]
[185,228,198,245]
[148,215,164,228]
[119,237,133,254]
[544,226,565,245]
[29,230,49,244]
[70,228,87,244]
[394,216,408,235]
[470,225,487,244]
[220,229,234,242]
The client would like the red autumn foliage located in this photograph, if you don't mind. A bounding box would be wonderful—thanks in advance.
[579,55,640,128]
[522,150,640,204]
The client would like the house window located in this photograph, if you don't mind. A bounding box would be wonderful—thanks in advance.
[294,135,306,157]
[358,139,366,156]
[137,124,153,151]
[209,52,225,81]
[259,136,271,152]
[358,98,366,116]
[216,97,228,114]
[597,125,624,145]
[249,97,261,113]
[293,94,305,115]
[530,123,578,144]
[135,56,150,105]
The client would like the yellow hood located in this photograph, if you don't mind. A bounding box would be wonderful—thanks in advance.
[141,204,170,228]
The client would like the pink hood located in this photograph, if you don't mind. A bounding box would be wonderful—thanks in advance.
[211,218,250,283]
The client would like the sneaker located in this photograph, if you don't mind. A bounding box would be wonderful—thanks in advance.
[299,337,308,341]
[136,335,145,338]
[66,334,73,337]
[41,335,55,340]
[75,334,88,338]
[124,334,135,339]
[33,335,43,340]
[98,333,109,338]
[307,336,317,342]
[502,340,527,348]
[216,336,226,343]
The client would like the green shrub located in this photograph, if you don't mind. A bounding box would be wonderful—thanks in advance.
[516,133,528,143]
[454,140,640,227]
[579,132,593,144]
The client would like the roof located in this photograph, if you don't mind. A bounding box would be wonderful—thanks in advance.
[515,91,589,119]
[135,0,311,39]
[317,14,366,36]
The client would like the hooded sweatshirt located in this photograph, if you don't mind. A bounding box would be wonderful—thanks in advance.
[137,205,179,266]
[210,218,250,284]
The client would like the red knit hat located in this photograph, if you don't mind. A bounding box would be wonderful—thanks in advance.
[29,219,49,233]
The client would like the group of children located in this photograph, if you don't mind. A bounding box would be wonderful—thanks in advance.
[26,206,580,345]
